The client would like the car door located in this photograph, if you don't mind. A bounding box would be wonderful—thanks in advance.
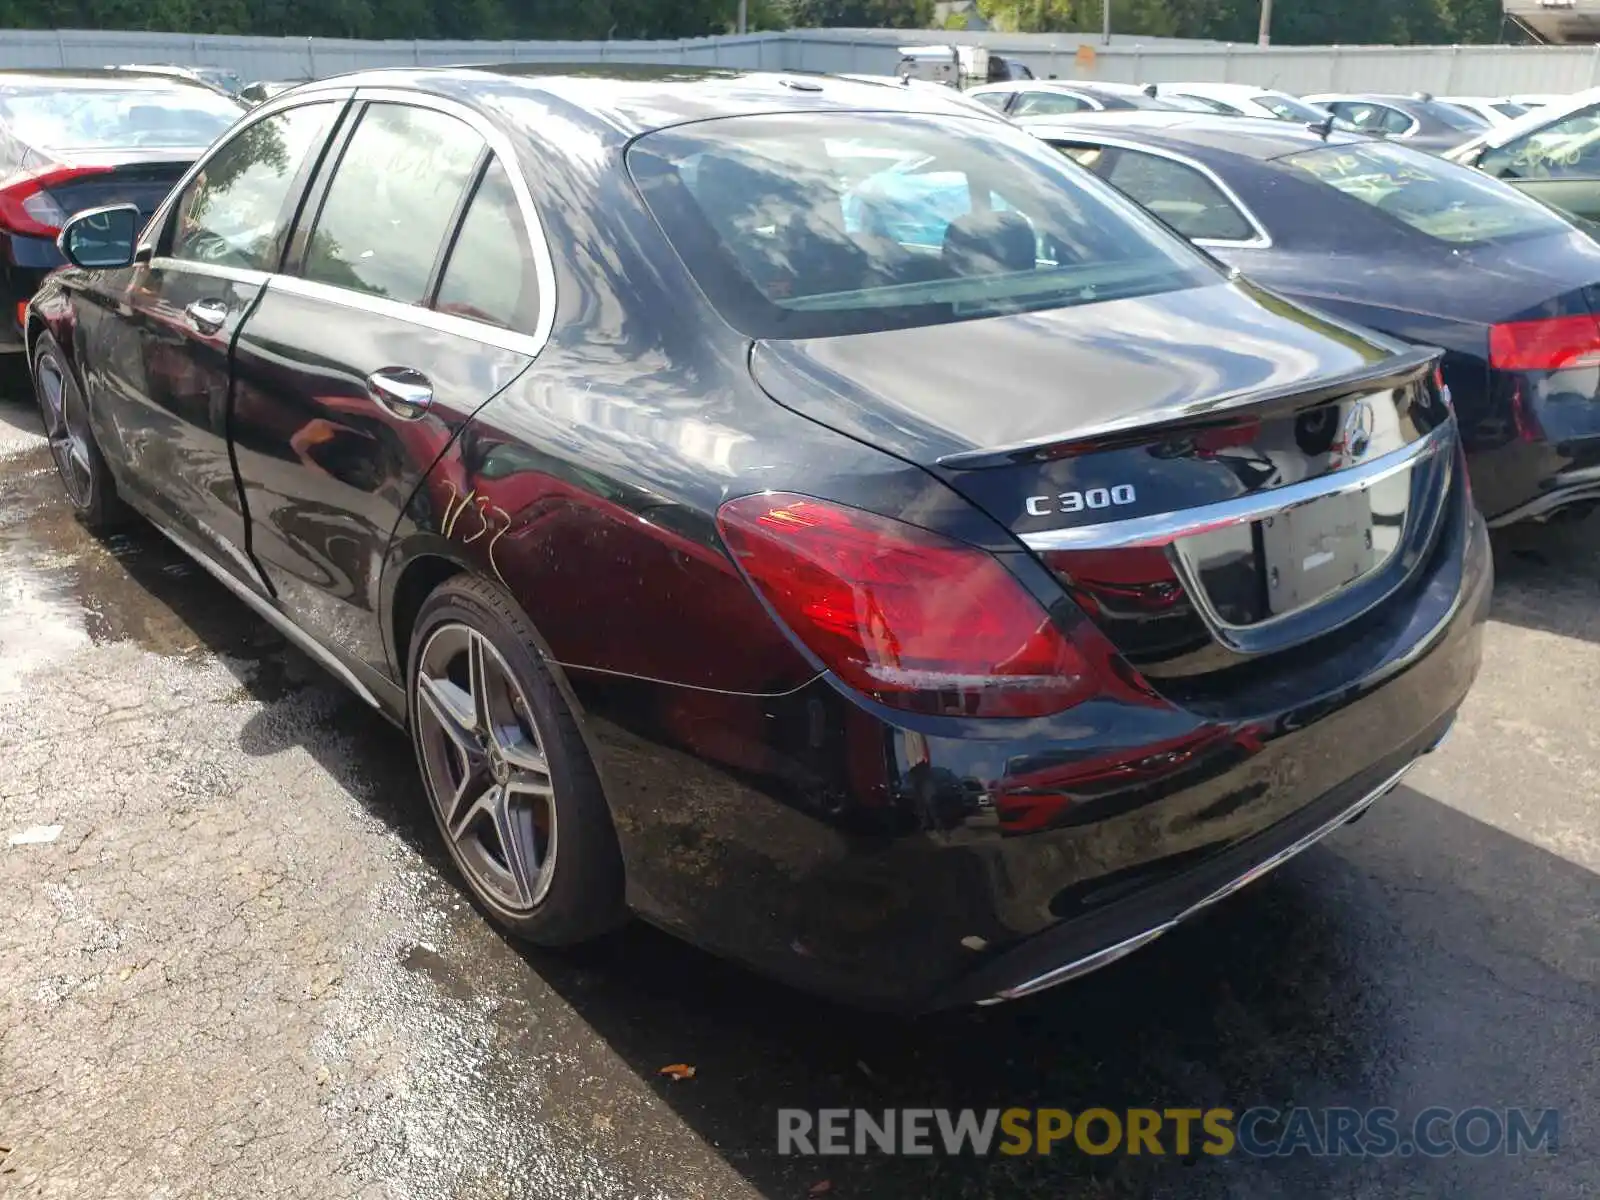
[227,94,547,680]
[86,97,347,580]
[1474,103,1600,224]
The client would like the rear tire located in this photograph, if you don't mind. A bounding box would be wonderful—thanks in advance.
[406,574,626,946]
[31,333,127,532]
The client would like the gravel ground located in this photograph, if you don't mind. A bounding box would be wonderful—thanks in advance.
[0,383,1595,1199]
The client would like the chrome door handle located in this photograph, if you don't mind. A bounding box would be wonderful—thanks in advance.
[184,298,228,334]
[366,366,433,419]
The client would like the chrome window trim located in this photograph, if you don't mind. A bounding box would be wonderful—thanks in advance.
[139,85,558,360]
[147,257,270,287]
[1034,132,1272,249]
[1018,418,1452,554]
[265,273,547,358]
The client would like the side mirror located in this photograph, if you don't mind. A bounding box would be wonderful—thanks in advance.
[58,204,142,270]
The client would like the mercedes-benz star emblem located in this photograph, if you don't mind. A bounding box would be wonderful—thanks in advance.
[1343,400,1375,459]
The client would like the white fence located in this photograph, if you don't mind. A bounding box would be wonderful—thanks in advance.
[3,27,1600,96]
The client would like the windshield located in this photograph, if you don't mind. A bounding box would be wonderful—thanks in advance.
[1418,99,1490,132]
[629,113,1217,339]
[1254,93,1331,123]
[1285,140,1570,246]
[0,84,242,150]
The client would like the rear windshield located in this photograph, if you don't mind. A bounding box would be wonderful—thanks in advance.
[1492,101,1529,119]
[628,112,1217,339]
[0,84,242,151]
[1254,93,1331,123]
[1284,141,1570,246]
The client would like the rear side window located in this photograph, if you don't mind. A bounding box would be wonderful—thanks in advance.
[628,112,1216,340]
[168,101,339,272]
[434,158,540,333]
[1102,149,1257,243]
[1177,94,1241,115]
[971,91,1011,112]
[1253,93,1329,123]
[1285,141,1570,246]
[1420,100,1488,133]
[1012,90,1090,116]
[302,103,484,303]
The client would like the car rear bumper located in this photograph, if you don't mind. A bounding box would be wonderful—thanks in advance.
[569,488,1491,1010]
[946,714,1451,1008]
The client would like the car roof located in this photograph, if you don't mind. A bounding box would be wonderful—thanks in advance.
[290,65,993,136]
[1014,110,1368,159]
[1163,82,1281,98]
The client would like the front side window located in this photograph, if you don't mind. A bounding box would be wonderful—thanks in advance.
[1102,149,1257,243]
[971,91,1011,112]
[0,83,243,153]
[1012,90,1090,116]
[168,101,339,272]
[1285,141,1570,246]
[628,113,1217,340]
[434,158,539,332]
[302,103,484,303]
[1480,105,1600,180]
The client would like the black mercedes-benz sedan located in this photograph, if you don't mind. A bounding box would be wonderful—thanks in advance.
[0,68,245,353]
[27,67,1489,1010]
[1022,110,1600,528]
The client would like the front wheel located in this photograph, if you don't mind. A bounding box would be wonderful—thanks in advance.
[31,333,127,531]
[407,575,626,945]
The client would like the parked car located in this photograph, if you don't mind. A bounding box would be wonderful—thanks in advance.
[114,64,245,98]
[1438,95,1530,127]
[1446,87,1600,225]
[0,67,245,353]
[1153,81,1334,123]
[1020,110,1600,525]
[968,80,1214,117]
[28,68,1487,1010]
[1303,91,1489,154]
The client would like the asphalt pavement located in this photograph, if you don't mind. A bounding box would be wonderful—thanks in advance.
[0,380,1595,1199]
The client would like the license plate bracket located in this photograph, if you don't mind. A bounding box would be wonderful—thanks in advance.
[1261,490,1374,616]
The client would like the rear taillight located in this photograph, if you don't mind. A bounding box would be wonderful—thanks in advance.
[0,165,113,238]
[1489,315,1600,371]
[717,492,1096,718]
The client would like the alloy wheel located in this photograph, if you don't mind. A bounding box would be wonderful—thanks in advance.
[35,357,93,508]
[414,623,557,913]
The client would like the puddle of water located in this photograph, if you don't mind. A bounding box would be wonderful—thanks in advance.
[0,443,285,691]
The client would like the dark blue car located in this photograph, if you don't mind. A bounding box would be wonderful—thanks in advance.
[1023,110,1600,527]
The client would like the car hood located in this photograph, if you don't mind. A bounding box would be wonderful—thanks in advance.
[747,277,1402,465]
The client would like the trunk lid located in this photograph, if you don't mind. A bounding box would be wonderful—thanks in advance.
[749,279,1457,690]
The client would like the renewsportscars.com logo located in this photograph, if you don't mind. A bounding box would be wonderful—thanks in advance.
[777,1107,1560,1159]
